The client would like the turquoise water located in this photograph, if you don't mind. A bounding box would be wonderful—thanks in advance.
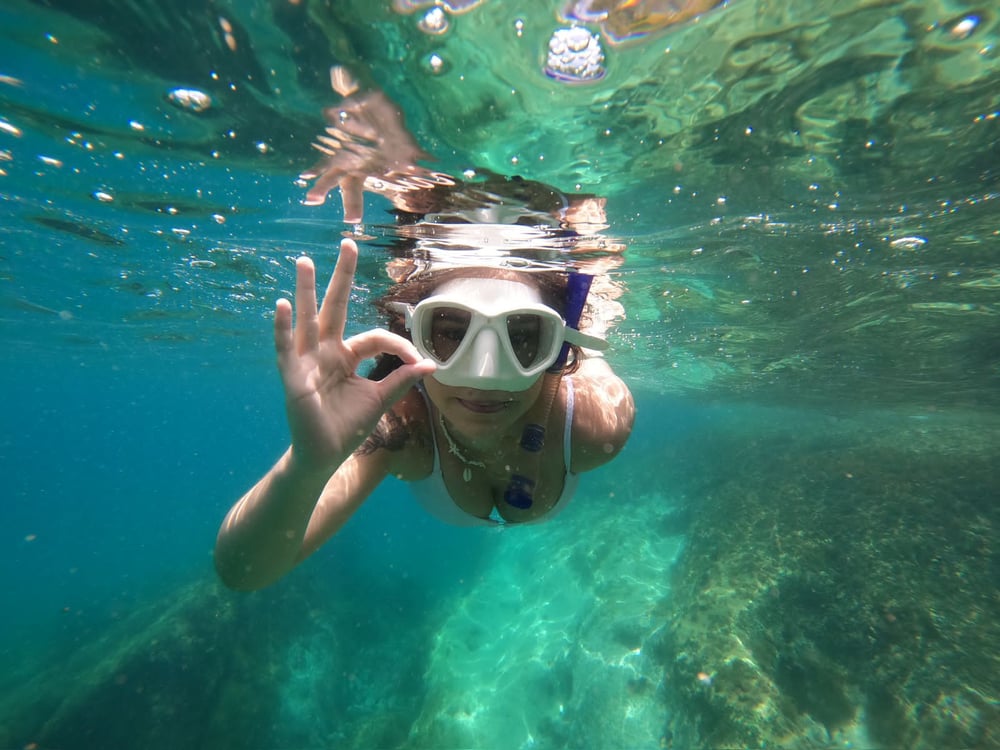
[1,0,998,748]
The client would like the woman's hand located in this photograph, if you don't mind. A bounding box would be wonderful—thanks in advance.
[274,238,435,471]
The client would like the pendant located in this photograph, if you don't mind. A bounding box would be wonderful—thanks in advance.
[463,467,472,482]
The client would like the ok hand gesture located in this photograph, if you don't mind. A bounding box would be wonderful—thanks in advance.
[274,238,435,471]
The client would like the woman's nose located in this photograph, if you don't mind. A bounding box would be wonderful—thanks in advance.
[469,328,502,378]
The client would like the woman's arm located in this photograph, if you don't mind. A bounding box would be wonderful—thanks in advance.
[214,438,392,591]
[568,356,635,473]
[214,239,434,590]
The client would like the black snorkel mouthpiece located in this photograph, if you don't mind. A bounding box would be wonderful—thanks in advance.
[504,474,536,509]
[503,272,595,511]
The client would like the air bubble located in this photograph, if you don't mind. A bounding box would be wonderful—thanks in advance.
[544,27,605,83]
[425,53,450,75]
[418,7,449,34]
[166,88,213,113]
[948,15,980,40]
[889,236,928,251]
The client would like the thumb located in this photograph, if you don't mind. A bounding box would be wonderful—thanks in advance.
[376,360,436,407]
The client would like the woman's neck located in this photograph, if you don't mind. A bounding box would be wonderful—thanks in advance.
[439,412,521,460]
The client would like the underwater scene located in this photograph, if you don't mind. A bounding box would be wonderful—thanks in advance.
[1,0,998,748]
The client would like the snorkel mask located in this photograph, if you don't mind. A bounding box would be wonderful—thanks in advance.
[389,276,607,392]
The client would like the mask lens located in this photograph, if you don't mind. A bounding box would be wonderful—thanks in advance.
[426,306,472,363]
[506,313,544,368]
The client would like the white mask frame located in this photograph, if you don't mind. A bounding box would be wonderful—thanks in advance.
[387,277,607,391]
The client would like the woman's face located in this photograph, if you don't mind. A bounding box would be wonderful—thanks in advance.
[410,274,560,391]
[399,270,556,438]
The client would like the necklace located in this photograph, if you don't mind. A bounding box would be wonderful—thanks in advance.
[437,412,486,482]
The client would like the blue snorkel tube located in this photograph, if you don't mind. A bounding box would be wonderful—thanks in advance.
[503,272,595,510]
[555,271,595,370]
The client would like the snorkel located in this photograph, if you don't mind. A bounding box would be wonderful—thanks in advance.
[503,271,595,510]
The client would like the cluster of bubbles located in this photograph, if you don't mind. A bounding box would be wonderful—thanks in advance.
[395,0,608,83]
[393,1,737,83]
[544,27,605,82]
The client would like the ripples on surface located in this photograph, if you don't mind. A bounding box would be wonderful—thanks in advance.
[1,0,997,406]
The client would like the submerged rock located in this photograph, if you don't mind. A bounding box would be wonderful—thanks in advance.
[657,408,1000,749]
[2,407,995,749]
[0,571,435,750]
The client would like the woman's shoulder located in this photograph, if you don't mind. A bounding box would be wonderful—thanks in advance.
[565,361,635,473]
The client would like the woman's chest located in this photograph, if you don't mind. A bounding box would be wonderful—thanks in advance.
[438,439,569,523]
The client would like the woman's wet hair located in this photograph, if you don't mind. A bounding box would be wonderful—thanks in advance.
[367,266,582,382]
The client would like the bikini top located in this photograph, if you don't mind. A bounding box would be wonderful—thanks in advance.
[409,378,579,527]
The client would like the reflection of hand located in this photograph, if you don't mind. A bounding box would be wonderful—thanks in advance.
[300,67,430,223]
[275,238,435,470]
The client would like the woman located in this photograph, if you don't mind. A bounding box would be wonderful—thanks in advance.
[214,238,635,590]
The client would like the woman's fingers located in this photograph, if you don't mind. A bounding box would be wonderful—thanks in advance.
[284,243,430,398]
[339,175,364,225]
[294,256,320,354]
[345,327,426,365]
[318,238,358,341]
[274,297,293,360]
[302,168,342,207]
[348,328,436,405]
[274,297,301,393]
[376,361,437,407]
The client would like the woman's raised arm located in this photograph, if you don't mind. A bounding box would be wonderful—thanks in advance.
[213,239,435,590]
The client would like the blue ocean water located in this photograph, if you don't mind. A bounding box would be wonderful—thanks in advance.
[2,0,999,748]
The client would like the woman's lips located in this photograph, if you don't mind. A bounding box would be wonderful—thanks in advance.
[457,398,513,414]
